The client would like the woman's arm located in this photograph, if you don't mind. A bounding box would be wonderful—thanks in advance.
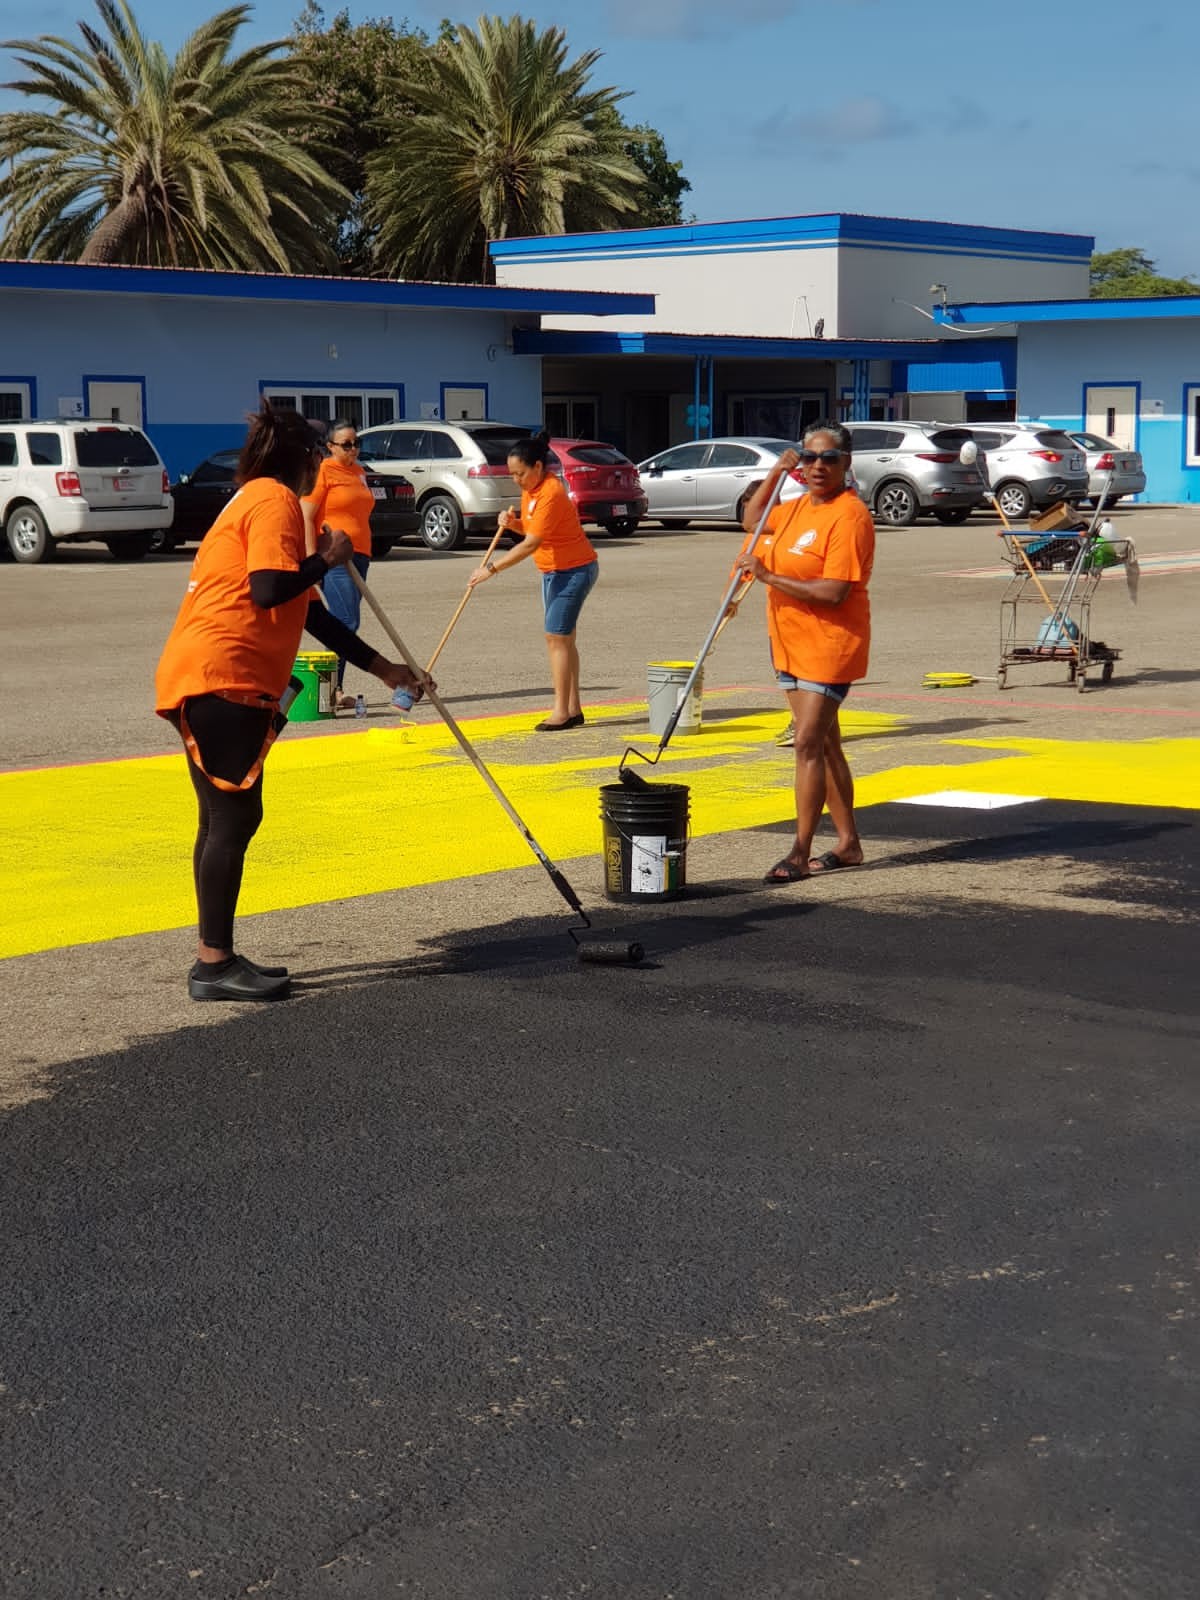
[301,497,321,557]
[467,532,542,588]
[741,447,799,533]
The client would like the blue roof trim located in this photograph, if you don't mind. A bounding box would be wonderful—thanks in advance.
[491,212,1092,262]
[514,328,1014,363]
[496,238,1088,270]
[0,258,654,316]
[939,296,1200,325]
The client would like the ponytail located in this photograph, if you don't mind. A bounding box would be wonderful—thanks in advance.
[237,399,317,492]
[507,430,552,469]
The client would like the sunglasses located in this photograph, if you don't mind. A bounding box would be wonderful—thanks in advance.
[797,449,845,465]
[331,439,359,450]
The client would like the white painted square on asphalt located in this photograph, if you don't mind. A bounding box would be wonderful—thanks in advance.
[894,791,1045,810]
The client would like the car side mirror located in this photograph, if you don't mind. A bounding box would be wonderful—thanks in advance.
[645,463,661,476]
[177,474,190,485]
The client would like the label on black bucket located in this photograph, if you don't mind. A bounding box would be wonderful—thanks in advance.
[630,834,668,893]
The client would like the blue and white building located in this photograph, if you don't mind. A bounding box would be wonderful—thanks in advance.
[0,259,652,478]
[937,295,1200,503]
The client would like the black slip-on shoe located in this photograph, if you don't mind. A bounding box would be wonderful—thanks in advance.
[236,954,289,978]
[188,955,291,1002]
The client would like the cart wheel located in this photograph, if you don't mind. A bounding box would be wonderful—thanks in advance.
[1076,668,1088,694]
[1102,659,1115,683]
[996,668,1007,691]
[1067,661,1076,682]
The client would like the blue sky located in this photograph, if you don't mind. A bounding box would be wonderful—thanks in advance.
[3,0,1198,276]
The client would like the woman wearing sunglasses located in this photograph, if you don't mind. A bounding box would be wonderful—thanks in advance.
[735,420,875,884]
[302,419,408,712]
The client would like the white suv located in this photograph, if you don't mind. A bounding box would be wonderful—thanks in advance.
[0,420,172,563]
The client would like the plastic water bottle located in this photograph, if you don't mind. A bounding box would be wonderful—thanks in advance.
[392,686,415,712]
[354,694,366,719]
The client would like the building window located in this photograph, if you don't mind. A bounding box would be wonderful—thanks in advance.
[1186,388,1200,467]
[0,382,32,421]
[545,395,599,439]
[728,393,826,437]
[261,385,402,431]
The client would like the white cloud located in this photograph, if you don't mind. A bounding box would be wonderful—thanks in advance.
[754,94,914,147]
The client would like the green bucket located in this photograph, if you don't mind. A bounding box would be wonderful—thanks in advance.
[290,650,338,721]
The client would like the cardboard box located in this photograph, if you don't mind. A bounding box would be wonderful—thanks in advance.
[1029,501,1085,534]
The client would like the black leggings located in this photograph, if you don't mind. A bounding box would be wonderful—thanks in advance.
[171,696,272,950]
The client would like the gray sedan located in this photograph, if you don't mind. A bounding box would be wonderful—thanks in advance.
[638,437,795,528]
[1067,432,1147,506]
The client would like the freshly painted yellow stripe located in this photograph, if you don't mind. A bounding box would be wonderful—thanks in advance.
[2,705,1197,958]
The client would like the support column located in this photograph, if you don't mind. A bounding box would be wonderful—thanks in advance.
[851,358,871,421]
[692,355,702,439]
[706,357,715,438]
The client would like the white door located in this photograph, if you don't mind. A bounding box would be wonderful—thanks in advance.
[1084,385,1137,451]
[86,380,143,426]
[442,385,486,421]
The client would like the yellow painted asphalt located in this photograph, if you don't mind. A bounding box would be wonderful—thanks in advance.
[4,698,1199,958]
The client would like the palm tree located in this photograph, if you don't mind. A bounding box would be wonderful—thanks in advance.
[0,0,348,272]
[366,15,644,283]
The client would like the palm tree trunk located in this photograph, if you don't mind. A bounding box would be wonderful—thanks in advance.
[80,193,147,263]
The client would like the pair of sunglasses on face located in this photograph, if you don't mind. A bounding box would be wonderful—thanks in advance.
[797,449,845,465]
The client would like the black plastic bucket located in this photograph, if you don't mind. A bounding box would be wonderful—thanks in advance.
[598,782,690,903]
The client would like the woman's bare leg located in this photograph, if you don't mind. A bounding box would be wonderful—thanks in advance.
[811,710,864,868]
[545,633,574,723]
[767,689,842,877]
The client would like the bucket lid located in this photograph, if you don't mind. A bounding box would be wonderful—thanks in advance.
[295,651,338,667]
[647,660,696,671]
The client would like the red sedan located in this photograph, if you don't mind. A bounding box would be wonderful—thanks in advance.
[549,438,648,537]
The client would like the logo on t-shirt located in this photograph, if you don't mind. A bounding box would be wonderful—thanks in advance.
[789,530,818,554]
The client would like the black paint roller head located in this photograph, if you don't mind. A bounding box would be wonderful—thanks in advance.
[576,938,645,966]
[618,765,653,791]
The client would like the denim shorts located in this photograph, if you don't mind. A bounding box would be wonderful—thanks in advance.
[776,671,851,703]
[542,560,599,635]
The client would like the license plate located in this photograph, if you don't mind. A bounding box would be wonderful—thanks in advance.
[372,486,387,500]
[613,503,627,515]
[111,478,127,491]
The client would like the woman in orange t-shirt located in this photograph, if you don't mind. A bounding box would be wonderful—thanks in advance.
[302,418,404,712]
[466,431,598,731]
[735,421,876,885]
[155,402,425,1002]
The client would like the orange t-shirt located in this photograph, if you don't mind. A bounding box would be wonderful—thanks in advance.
[303,456,376,558]
[760,490,875,682]
[155,478,313,711]
[522,471,597,573]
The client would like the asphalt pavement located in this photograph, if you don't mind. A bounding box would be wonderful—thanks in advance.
[2,511,1199,1597]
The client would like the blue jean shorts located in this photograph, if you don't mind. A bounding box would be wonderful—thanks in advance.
[542,559,598,636]
[776,671,851,704]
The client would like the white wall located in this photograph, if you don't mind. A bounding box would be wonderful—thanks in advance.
[494,246,841,337]
[837,247,1089,339]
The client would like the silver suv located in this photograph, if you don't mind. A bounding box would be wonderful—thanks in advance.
[949,423,1088,521]
[1,420,172,563]
[356,421,537,551]
[843,422,986,527]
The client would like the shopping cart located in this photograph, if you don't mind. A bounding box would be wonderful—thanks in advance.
[997,525,1133,693]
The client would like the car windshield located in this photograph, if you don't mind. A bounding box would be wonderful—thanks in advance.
[75,429,159,468]
[566,445,629,466]
[928,429,973,451]
[466,427,533,465]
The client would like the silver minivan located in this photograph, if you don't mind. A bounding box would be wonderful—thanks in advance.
[950,423,1089,521]
[843,422,987,526]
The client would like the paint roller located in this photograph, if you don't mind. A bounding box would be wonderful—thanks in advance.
[347,565,643,967]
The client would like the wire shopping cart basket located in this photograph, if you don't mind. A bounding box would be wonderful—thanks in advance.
[997,526,1134,693]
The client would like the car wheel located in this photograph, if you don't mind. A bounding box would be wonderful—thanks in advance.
[932,507,972,525]
[602,519,637,537]
[106,533,153,561]
[420,494,465,551]
[148,527,179,554]
[371,537,396,559]
[658,518,690,531]
[6,503,54,563]
[873,480,918,527]
[995,480,1032,521]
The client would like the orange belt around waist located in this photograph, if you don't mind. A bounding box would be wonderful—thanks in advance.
[179,688,286,794]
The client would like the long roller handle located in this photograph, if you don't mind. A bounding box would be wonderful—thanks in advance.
[348,564,588,921]
[425,521,507,675]
[625,466,789,768]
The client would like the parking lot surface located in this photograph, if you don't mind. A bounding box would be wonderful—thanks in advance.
[2,508,1199,1595]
